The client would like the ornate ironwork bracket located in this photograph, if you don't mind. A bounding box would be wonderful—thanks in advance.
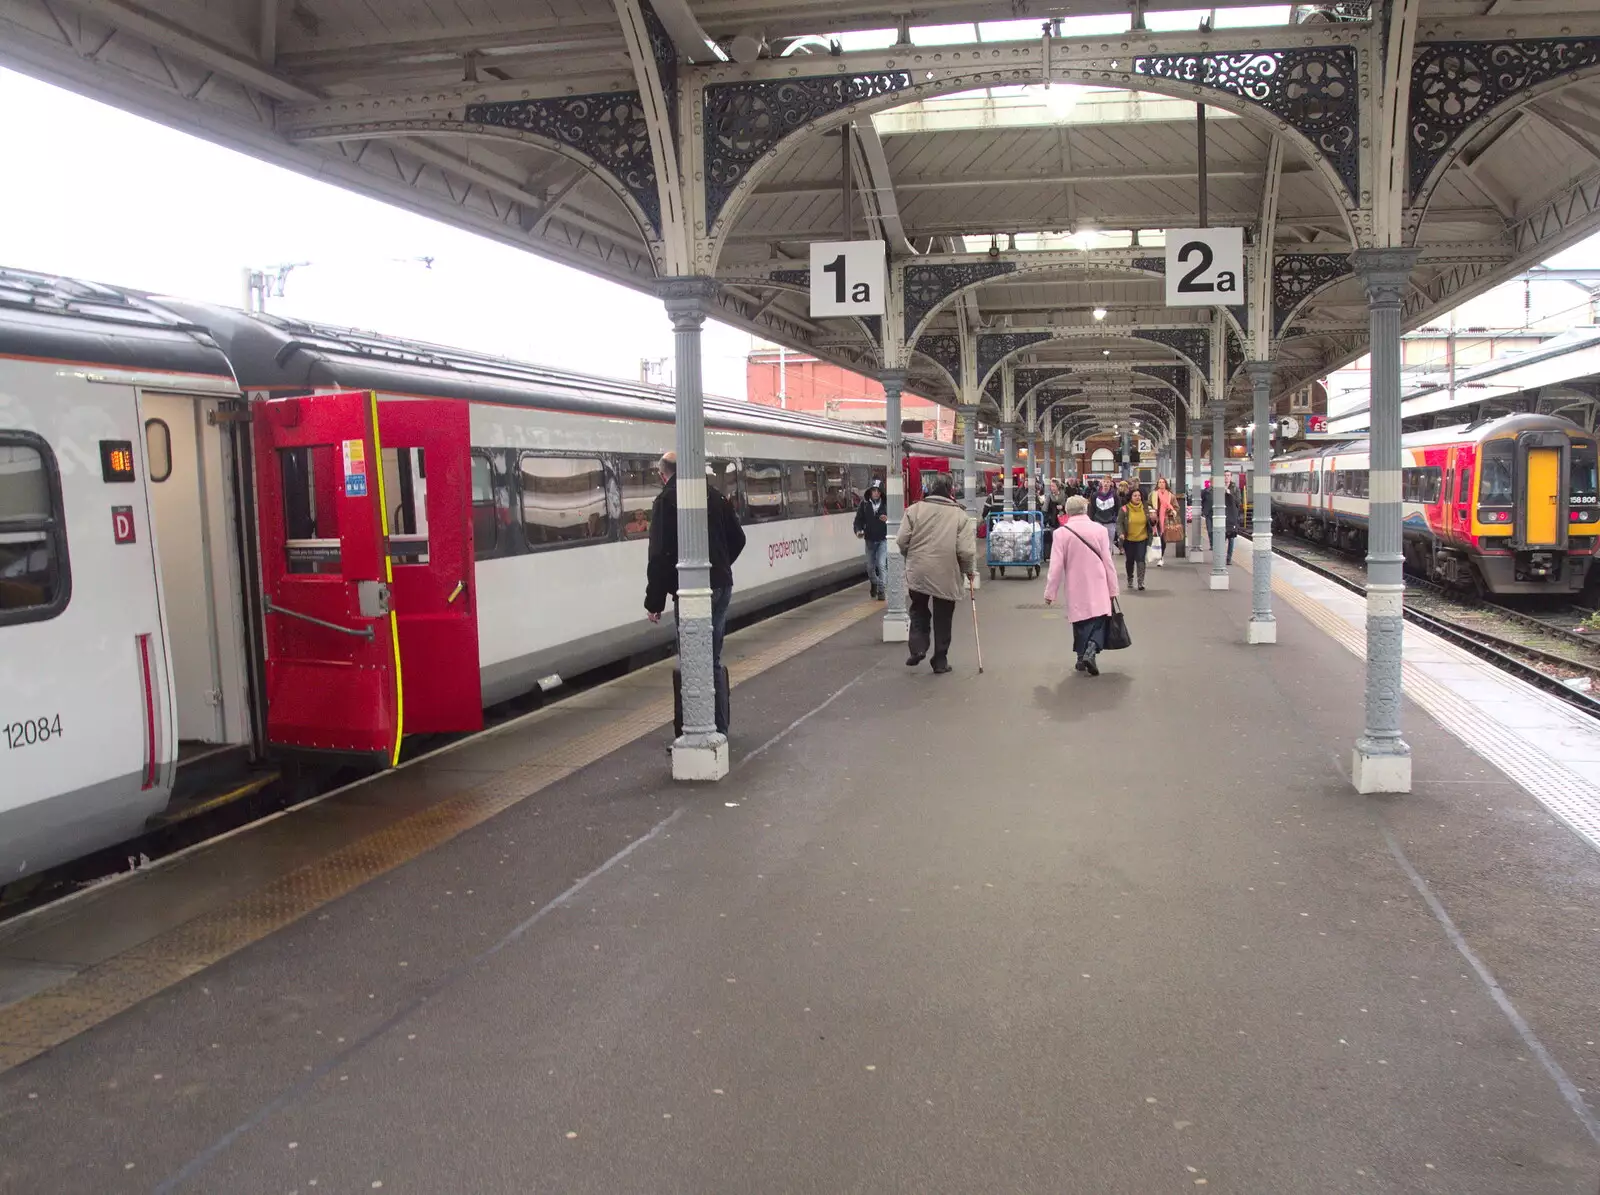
[641,1,677,141]
[1133,47,1360,201]
[901,261,1017,343]
[703,71,915,228]
[1226,325,1246,382]
[984,372,1003,406]
[914,333,961,388]
[1132,327,1211,380]
[1410,37,1600,201]
[1015,367,1078,399]
[978,332,1054,387]
[1137,364,1190,397]
[1273,252,1351,333]
[467,92,661,234]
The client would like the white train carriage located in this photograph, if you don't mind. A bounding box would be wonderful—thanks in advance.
[0,272,255,881]
[3,268,988,881]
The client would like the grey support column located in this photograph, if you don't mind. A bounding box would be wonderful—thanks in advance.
[1002,426,1015,510]
[1351,248,1421,794]
[1175,403,1188,559]
[1209,404,1229,590]
[1190,413,1206,562]
[661,277,727,781]
[1246,361,1276,642]
[960,405,979,516]
[881,369,910,643]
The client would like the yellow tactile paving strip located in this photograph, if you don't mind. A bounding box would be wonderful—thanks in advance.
[0,597,878,1074]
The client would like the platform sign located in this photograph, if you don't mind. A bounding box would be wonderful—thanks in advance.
[1164,227,1244,307]
[1072,440,1087,453]
[809,240,887,317]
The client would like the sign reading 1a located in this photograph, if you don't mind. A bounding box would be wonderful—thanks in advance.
[809,240,887,317]
[1164,227,1244,307]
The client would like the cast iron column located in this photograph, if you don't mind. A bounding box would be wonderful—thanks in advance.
[661,277,726,781]
[1351,248,1421,793]
[882,369,910,643]
[1190,415,1206,562]
[1209,404,1228,589]
[959,405,979,515]
[1002,425,1015,510]
[1175,402,1188,559]
[1246,361,1277,641]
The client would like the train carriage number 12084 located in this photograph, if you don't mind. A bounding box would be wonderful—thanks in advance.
[5,716,63,750]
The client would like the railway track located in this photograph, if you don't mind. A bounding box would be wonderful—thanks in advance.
[1265,535,1600,719]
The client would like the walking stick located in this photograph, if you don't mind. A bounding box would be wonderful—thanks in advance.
[969,583,984,673]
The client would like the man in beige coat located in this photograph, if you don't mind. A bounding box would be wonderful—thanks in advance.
[896,472,978,674]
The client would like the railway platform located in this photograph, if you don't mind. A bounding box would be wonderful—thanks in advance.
[3,565,1600,1194]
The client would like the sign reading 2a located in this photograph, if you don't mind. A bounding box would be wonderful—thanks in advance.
[809,240,887,317]
[1164,228,1244,307]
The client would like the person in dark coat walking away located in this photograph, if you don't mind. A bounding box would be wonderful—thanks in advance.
[1223,476,1243,565]
[643,452,746,671]
[1041,479,1064,563]
[897,473,977,674]
[853,480,889,599]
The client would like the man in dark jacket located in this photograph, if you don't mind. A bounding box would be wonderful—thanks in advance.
[644,452,746,670]
[853,480,888,599]
[1041,479,1063,562]
[1089,477,1120,542]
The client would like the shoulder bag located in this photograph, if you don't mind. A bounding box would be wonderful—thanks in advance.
[1104,598,1132,651]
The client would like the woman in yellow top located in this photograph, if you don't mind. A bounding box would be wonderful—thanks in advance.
[1116,487,1153,590]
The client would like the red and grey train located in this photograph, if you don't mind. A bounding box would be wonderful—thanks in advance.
[1268,413,1599,597]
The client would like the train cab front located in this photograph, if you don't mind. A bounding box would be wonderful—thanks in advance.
[1469,425,1598,596]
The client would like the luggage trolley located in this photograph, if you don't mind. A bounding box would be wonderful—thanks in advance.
[986,510,1044,580]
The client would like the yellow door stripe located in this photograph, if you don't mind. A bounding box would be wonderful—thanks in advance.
[367,391,404,767]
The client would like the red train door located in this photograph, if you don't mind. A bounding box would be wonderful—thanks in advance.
[253,391,404,764]
[253,392,482,766]
[377,398,483,735]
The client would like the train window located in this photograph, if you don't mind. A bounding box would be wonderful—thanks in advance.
[383,447,429,564]
[849,464,873,502]
[278,446,342,575]
[518,454,609,549]
[1422,467,1442,504]
[0,435,70,623]
[616,456,657,541]
[1457,463,1472,505]
[1310,470,1320,495]
[470,452,498,558]
[742,460,784,523]
[144,418,172,484]
[1323,469,1333,494]
[1570,443,1598,506]
[821,464,854,514]
[785,463,821,518]
[1478,443,1514,507]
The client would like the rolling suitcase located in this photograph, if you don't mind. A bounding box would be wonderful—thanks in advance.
[673,664,731,736]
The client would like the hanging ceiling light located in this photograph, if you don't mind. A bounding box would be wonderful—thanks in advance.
[1092,307,1107,321]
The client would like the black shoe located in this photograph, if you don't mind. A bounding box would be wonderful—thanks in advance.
[1138,582,1146,591]
[906,652,925,666]
[1075,656,1087,673]
[1083,646,1100,676]
[931,658,952,674]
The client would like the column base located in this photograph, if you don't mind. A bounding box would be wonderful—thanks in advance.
[1207,572,1230,590]
[1351,744,1412,794]
[882,615,910,643]
[671,733,730,781]
[1245,618,1277,644]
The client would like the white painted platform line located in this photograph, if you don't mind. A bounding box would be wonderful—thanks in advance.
[1238,552,1600,855]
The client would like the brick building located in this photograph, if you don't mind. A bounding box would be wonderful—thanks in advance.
[746,348,954,442]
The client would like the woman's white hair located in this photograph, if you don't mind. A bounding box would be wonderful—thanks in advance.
[1064,495,1089,516]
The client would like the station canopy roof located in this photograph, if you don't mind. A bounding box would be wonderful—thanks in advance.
[3,0,1600,442]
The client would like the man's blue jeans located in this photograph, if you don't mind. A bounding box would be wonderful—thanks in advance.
[674,586,732,671]
[864,539,887,591]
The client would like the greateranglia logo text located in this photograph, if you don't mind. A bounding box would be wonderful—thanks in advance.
[768,534,809,565]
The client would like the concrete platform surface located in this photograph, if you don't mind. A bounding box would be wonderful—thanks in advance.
[3,565,1600,1194]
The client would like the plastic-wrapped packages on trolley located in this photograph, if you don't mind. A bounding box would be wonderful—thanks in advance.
[985,512,1043,578]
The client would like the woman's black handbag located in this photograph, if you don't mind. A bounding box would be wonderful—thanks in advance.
[1104,599,1132,651]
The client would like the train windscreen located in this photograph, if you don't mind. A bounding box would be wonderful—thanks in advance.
[1478,442,1514,507]
[1571,441,1598,508]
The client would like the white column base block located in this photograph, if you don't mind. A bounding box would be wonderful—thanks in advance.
[1208,573,1230,590]
[1351,748,1412,794]
[672,736,729,781]
[882,617,910,643]
[1245,619,1277,644]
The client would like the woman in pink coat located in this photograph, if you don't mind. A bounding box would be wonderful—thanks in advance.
[1043,495,1121,675]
